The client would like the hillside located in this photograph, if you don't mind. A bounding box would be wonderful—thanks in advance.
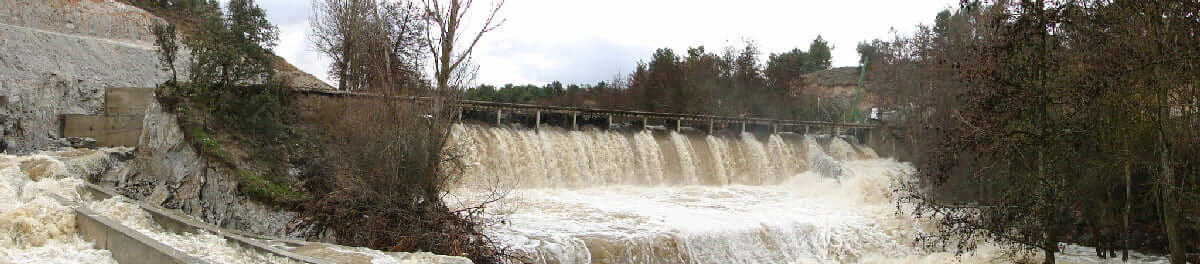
[802,66,860,88]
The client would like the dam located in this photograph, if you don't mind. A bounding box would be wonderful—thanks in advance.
[445,124,1170,264]
[446,123,896,263]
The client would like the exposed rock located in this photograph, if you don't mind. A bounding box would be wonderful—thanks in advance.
[0,0,163,42]
[0,0,183,153]
[0,2,470,263]
[65,137,98,149]
[1,0,308,239]
[97,99,307,239]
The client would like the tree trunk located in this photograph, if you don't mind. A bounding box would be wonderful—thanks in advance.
[1039,150,1057,264]
[1123,160,1130,262]
[1159,129,1186,264]
[1044,211,1058,264]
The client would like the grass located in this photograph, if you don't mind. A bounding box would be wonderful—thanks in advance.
[237,169,310,203]
[188,128,232,162]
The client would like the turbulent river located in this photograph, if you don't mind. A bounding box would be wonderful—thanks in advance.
[448,124,1169,264]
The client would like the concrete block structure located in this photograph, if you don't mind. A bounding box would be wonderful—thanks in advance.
[104,87,155,115]
[60,87,153,147]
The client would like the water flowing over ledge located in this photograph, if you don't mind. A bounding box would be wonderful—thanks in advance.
[450,124,854,189]
[447,124,1169,264]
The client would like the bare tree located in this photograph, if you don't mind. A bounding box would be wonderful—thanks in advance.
[312,0,426,92]
[307,1,510,262]
[421,0,505,92]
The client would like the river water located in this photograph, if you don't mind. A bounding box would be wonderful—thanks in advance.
[0,149,122,263]
[449,124,1169,264]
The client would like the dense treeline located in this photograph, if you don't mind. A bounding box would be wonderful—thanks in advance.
[464,37,861,121]
[866,1,1200,263]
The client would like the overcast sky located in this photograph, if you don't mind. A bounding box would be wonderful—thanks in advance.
[253,0,959,87]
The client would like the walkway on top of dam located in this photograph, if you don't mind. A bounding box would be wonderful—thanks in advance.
[293,88,880,132]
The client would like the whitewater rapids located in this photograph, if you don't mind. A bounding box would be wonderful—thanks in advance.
[0,149,123,263]
[448,124,1168,264]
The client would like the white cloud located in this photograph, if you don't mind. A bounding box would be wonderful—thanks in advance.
[253,0,958,86]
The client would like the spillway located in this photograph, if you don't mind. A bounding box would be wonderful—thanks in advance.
[448,124,1169,264]
[450,125,839,189]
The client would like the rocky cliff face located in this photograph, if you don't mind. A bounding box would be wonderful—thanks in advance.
[94,99,308,238]
[0,0,177,153]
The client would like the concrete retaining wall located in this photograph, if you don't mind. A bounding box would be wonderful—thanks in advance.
[74,205,206,264]
[61,114,144,147]
[59,87,153,147]
[105,88,154,115]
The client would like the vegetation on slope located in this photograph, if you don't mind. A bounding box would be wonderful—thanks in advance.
[299,0,509,262]
[147,0,312,206]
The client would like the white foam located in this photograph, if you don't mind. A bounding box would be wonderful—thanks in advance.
[0,150,119,264]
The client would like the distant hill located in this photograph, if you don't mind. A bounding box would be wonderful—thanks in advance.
[795,66,882,115]
[802,66,861,88]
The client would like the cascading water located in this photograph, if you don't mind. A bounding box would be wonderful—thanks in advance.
[0,149,127,264]
[452,125,816,189]
[449,124,1169,264]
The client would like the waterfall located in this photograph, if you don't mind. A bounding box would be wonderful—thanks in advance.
[450,125,831,189]
[704,135,732,185]
[668,132,700,185]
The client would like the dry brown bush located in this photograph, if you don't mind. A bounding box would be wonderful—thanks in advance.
[298,90,508,263]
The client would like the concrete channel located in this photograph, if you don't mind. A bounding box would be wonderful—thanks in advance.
[76,183,332,264]
[47,182,330,264]
[46,194,204,264]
